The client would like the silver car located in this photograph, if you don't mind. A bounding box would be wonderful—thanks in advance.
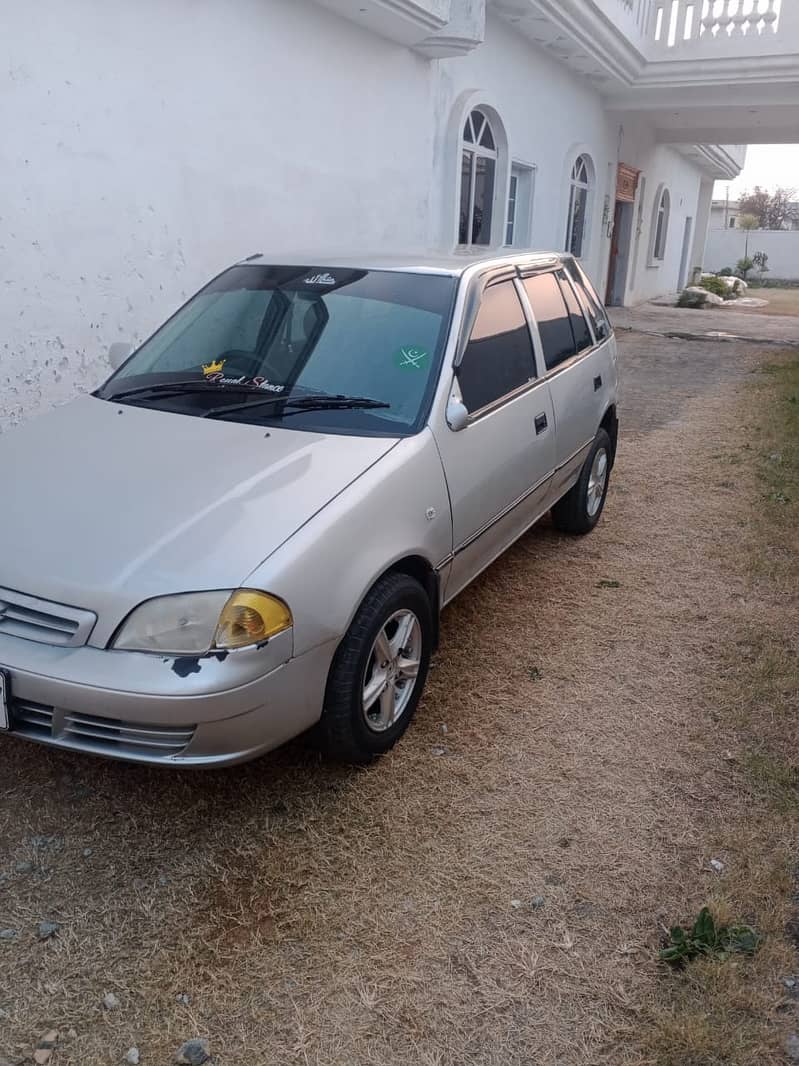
[0,252,618,766]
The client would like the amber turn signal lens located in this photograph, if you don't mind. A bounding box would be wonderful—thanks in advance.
[214,590,292,650]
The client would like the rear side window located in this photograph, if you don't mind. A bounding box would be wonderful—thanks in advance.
[557,269,593,352]
[457,280,535,413]
[522,272,576,371]
[565,260,611,342]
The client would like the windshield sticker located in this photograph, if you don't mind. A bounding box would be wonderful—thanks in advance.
[303,272,336,286]
[204,371,285,393]
[393,346,430,371]
[202,358,226,377]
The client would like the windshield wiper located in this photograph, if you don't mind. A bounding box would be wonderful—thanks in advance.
[104,380,272,402]
[203,393,390,420]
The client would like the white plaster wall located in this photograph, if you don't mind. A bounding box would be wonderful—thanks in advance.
[706,229,799,280]
[1,0,436,432]
[2,0,712,430]
[435,14,618,288]
[608,117,704,304]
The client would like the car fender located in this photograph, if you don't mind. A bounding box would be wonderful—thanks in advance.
[243,428,453,658]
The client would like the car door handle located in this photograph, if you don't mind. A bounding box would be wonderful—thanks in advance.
[593,375,603,391]
[534,413,548,435]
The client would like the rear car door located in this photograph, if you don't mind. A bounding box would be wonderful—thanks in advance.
[433,276,556,601]
[520,267,614,500]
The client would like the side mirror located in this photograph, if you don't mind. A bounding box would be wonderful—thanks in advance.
[446,396,469,432]
[108,342,132,370]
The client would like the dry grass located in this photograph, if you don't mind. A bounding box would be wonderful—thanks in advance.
[0,347,798,1065]
[739,287,799,317]
[631,353,799,1065]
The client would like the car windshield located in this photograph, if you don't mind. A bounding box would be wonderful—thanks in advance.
[99,264,457,436]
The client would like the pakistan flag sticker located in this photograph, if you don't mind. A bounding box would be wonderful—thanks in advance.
[393,345,430,371]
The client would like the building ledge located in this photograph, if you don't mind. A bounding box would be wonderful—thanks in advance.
[313,0,485,56]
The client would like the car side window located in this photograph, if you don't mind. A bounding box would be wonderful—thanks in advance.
[457,280,536,414]
[565,261,611,342]
[556,270,593,352]
[522,271,576,372]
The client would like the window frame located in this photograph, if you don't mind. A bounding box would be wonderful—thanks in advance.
[649,185,671,265]
[452,273,541,422]
[562,256,612,347]
[565,153,594,260]
[504,161,536,249]
[459,109,499,250]
[518,266,599,379]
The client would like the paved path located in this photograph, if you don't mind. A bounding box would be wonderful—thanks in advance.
[609,303,789,435]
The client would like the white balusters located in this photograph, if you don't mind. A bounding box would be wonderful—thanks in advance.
[761,0,779,29]
[655,0,780,44]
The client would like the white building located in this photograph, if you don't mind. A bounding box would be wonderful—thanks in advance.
[3,0,799,431]
[710,198,799,229]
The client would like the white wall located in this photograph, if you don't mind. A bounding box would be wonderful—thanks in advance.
[0,0,437,432]
[605,116,704,304]
[706,229,799,280]
[435,14,618,288]
[1,0,713,431]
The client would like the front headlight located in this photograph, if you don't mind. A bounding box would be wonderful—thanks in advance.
[112,589,292,655]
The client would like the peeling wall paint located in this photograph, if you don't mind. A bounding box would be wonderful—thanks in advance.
[1,0,436,433]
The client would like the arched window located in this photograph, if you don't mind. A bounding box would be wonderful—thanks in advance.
[653,187,670,260]
[459,109,498,247]
[565,154,593,258]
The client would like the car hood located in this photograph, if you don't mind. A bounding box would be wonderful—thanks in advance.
[0,396,398,643]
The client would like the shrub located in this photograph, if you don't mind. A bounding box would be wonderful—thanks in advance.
[736,256,754,279]
[678,290,709,309]
[698,276,729,298]
[719,267,734,276]
[752,251,770,284]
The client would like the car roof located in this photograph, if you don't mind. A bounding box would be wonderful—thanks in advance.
[238,251,566,278]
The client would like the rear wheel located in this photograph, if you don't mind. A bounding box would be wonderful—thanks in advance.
[317,572,433,763]
[551,428,612,535]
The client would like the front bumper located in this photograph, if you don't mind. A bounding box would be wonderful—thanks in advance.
[0,629,338,767]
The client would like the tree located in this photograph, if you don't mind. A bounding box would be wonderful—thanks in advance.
[738,185,797,230]
[738,213,759,264]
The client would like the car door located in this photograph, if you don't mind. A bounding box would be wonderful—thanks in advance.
[432,275,556,602]
[520,268,610,500]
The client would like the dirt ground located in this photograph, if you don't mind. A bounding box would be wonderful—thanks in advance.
[0,307,797,1065]
[741,287,799,317]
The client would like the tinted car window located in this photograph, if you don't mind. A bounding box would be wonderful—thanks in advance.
[564,260,611,341]
[522,272,576,371]
[100,266,456,436]
[457,281,535,414]
[557,270,593,352]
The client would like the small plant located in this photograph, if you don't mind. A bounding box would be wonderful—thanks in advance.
[597,579,621,589]
[698,276,729,298]
[736,256,755,280]
[719,267,734,277]
[752,251,770,284]
[659,906,761,967]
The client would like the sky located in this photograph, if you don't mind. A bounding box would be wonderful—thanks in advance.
[713,144,799,201]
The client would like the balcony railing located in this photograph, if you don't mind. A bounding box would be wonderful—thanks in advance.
[651,0,781,50]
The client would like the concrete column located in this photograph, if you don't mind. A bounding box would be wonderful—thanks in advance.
[688,177,715,285]
[413,0,484,57]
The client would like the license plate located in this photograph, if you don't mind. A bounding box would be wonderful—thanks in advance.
[0,670,8,731]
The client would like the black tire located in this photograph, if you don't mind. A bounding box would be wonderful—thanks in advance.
[317,572,433,763]
[551,428,612,535]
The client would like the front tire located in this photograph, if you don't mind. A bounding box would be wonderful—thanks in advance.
[551,428,612,535]
[317,572,433,763]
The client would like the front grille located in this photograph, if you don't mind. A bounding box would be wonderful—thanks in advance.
[0,587,96,648]
[11,698,195,758]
